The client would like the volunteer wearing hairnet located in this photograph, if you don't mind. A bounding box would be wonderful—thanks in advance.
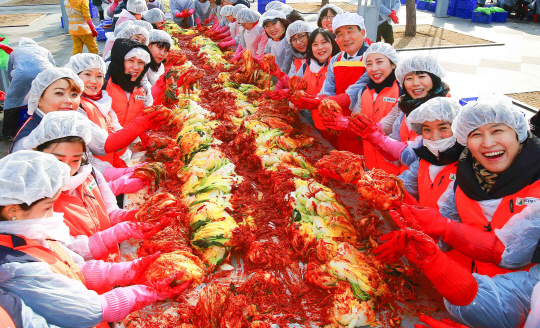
[292,13,370,154]
[146,0,166,13]
[351,55,450,167]
[129,19,154,32]
[394,98,464,211]
[0,151,191,327]
[9,67,84,154]
[105,39,155,127]
[114,0,149,28]
[194,0,217,28]
[103,20,134,60]
[142,7,167,28]
[23,111,161,267]
[216,5,236,48]
[376,0,400,44]
[316,4,344,34]
[2,38,55,141]
[233,9,268,61]
[231,4,247,41]
[146,30,173,86]
[65,53,165,186]
[261,10,293,75]
[329,42,403,174]
[265,1,304,22]
[171,0,196,28]
[65,0,99,55]
[0,288,57,328]
[116,24,151,46]
[222,0,250,8]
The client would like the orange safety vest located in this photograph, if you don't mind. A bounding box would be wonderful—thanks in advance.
[333,52,366,155]
[0,307,16,328]
[293,58,304,74]
[450,180,540,277]
[80,98,127,167]
[105,80,146,128]
[53,172,120,262]
[417,160,457,209]
[361,81,401,174]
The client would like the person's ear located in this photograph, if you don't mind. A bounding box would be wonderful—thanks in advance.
[360,29,366,39]
[3,204,21,220]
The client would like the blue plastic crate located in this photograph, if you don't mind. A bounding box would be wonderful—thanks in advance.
[426,1,436,11]
[492,11,508,22]
[447,6,456,15]
[455,8,473,18]
[400,0,406,4]
[472,11,492,23]
[89,0,99,18]
[416,1,427,10]
[459,97,478,106]
[455,1,476,9]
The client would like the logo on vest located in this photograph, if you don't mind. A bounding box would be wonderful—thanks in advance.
[516,197,539,206]
[383,97,396,103]
[87,180,98,192]
[135,95,146,100]
[449,173,456,181]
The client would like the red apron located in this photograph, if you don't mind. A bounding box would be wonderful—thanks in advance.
[304,62,332,142]
[333,53,366,155]
[448,181,540,277]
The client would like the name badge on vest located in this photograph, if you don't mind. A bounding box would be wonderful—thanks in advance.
[449,173,456,181]
[87,180,98,192]
[383,97,397,103]
[135,95,146,101]
[516,197,539,206]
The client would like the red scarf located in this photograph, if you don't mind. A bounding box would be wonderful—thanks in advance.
[84,91,103,101]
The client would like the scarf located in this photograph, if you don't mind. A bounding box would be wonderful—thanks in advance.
[398,72,450,116]
[456,135,540,201]
[366,70,398,94]
[414,141,465,166]
[105,39,153,93]
[84,90,103,101]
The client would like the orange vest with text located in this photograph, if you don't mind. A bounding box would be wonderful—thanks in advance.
[417,160,457,209]
[105,80,146,128]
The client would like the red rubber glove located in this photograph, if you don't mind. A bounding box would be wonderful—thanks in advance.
[317,168,345,182]
[349,113,380,138]
[175,12,183,18]
[269,89,289,101]
[87,20,98,38]
[389,10,399,24]
[104,111,166,153]
[311,109,327,131]
[144,276,192,300]
[415,315,470,328]
[292,96,322,110]
[322,113,350,131]
[327,93,351,111]
[374,228,478,306]
[195,17,202,28]
[0,91,5,101]
[0,37,13,55]
[204,14,214,25]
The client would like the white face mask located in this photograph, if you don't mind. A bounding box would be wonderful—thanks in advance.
[63,164,93,191]
[423,136,457,157]
[0,212,71,244]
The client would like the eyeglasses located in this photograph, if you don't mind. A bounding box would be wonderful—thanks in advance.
[291,34,308,44]
[322,15,335,22]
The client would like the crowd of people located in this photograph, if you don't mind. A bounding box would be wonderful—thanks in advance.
[0,0,539,326]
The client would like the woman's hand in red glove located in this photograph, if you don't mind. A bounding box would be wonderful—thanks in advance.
[415,315,469,328]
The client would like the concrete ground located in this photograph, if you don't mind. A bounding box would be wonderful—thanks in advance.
[0,1,539,156]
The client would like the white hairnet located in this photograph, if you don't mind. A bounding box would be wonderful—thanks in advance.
[18,37,39,47]
[22,111,93,150]
[116,25,150,45]
[236,8,260,23]
[451,97,529,146]
[286,20,312,43]
[232,4,247,18]
[332,12,365,33]
[395,55,446,87]
[27,67,84,116]
[126,0,148,14]
[125,48,151,64]
[130,19,154,31]
[265,1,294,14]
[316,4,344,24]
[64,53,107,75]
[221,5,235,16]
[142,8,166,24]
[149,29,173,46]
[362,42,399,65]
[0,150,71,206]
[259,10,286,27]
[114,20,135,36]
[407,97,461,135]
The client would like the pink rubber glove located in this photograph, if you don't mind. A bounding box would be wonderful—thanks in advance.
[217,30,231,38]
[103,167,132,181]
[87,20,98,38]
[216,24,228,34]
[88,220,170,260]
[389,10,399,24]
[350,114,406,162]
[195,17,202,28]
[100,280,191,322]
[108,173,147,196]
[221,36,232,42]
[81,253,160,290]
[188,8,195,16]
[204,14,215,25]
[322,113,350,131]
[109,209,138,226]
[218,39,236,49]
[269,89,289,101]
[232,45,243,62]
